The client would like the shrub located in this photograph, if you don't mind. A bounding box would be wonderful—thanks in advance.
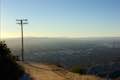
[71,66,87,74]
[0,41,25,80]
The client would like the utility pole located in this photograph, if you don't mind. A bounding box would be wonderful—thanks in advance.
[16,19,28,61]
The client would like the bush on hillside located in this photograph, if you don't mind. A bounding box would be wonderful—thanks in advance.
[71,66,87,74]
[0,41,25,80]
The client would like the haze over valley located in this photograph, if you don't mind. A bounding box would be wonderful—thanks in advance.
[5,37,120,69]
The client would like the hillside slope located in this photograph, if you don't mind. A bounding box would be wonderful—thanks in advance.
[21,62,104,80]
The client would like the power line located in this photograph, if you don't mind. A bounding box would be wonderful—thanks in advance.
[16,19,28,61]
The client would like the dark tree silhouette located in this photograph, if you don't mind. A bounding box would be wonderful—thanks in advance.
[0,41,25,80]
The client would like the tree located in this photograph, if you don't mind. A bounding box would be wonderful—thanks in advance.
[0,41,25,80]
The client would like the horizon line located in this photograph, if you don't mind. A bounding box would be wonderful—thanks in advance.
[1,36,120,40]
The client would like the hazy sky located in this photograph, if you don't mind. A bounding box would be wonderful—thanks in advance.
[1,0,120,38]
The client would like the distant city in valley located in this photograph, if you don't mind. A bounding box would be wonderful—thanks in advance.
[5,37,120,68]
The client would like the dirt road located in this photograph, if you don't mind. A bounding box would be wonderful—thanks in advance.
[22,62,103,80]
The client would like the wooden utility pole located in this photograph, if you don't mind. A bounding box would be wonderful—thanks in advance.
[16,19,28,61]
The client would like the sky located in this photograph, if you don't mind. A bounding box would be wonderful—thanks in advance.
[1,0,120,38]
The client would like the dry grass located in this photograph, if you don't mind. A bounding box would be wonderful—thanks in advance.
[21,62,104,80]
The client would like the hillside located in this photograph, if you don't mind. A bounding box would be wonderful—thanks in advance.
[21,62,104,80]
